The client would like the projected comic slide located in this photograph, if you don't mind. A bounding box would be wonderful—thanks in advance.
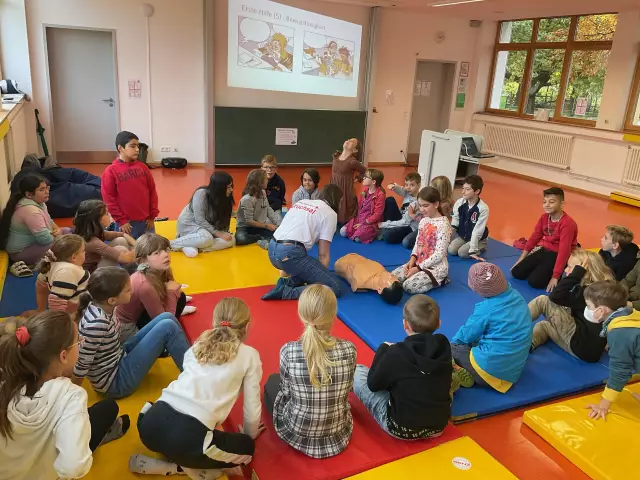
[237,16,294,73]
[302,34,355,81]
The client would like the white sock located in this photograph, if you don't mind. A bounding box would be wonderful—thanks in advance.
[182,247,198,258]
[129,454,181,475]
[182,467,223,480]
[185,295,193,303]
[182,305,197,315]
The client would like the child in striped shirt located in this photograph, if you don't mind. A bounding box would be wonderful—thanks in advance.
[72,266,190,399]
[35,234,90,314]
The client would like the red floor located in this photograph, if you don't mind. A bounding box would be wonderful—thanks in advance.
[67,162,640,479]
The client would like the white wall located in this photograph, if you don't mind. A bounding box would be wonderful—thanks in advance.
[367,9,480,164]
[25,0,206,163]
[213,0,371,110]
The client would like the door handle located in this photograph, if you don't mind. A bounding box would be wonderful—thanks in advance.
[102,98,115,107]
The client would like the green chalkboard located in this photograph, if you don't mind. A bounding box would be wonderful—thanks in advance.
[214,106,366,165]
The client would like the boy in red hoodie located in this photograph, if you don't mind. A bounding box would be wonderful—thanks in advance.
[512,187,578,292]
[102,131,159,239]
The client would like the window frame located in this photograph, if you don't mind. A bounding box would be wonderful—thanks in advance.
[485,14,617,127]
[624,54,640,133]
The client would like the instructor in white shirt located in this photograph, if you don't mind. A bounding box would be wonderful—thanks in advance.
[262,184,343,300]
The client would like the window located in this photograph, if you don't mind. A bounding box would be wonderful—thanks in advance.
[487,14,618,126]
[624,55,640,132]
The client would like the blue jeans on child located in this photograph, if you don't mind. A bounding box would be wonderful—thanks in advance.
[267,240,343,300]
[111,220,155,240]
[353,364,392,434]
[106,312,189,399]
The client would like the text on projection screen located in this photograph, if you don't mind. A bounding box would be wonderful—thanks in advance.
[228,0,363,98]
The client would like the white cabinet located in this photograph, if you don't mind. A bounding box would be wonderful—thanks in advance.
[0,98,28,208]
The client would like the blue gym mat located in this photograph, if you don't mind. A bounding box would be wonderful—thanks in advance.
[309,234,409,270]
[335,254,611,421]
[0,273,37,317]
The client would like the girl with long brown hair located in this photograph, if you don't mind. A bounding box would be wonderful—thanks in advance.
[0,311,128,479]
[236,169,281,248]
[115,233,195,340]
[131,297,263,478]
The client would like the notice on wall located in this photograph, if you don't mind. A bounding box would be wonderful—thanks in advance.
[421,81,431,97]
[414,81,422,96]
[275,128,298,145]
[128,80,141,98]
[455,77,467,109]
[575,97,588,116]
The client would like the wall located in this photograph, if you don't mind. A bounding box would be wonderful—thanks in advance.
[367,9,480,164]
[407,61,455,154]
[468,11,640,196]
[25,0,206,163]
[213,0,371,111]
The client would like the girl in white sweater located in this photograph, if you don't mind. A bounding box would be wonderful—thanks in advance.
[130,297,264,480]
[0,311,129,480]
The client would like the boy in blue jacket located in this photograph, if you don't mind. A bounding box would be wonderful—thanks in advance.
[584,281,640,420]
[451,262,532,393]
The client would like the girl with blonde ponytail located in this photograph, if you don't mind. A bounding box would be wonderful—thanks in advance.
[265,284,356,459]
[131,297,264,478]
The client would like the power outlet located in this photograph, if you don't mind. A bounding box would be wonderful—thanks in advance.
[172,147,179,152]
[160,146,172,153]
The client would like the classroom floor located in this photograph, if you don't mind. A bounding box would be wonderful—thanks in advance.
[64,162,640,479]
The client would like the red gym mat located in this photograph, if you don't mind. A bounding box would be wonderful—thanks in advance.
[182,286,462,480]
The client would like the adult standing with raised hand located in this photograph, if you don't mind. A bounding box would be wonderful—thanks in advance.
[330,138,366,224]
[262,185,344,300]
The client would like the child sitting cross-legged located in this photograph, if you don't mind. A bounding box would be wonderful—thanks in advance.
[0,312,129,480]
[599,225,638,281]
[353,295,472,440]
[529,249,613,362]
[448,174,489,261]
[236,169,281,249]
[130,298,264,479]
[391,187,450,294]
[451,263,532,393]
[379,172,422,248]
[264,284,356,458]
[72,266,190,399]
[383,172,421,222]
[340,168,386,244]
[583,281,640,420]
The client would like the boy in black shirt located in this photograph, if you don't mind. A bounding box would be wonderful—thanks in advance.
[262,155,286,222]
[353,295,471,440]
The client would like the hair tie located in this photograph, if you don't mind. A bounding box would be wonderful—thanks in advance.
[15,326,30,346]
[137,263,150,273]
[219,321,231,327]
[45,250,57,262]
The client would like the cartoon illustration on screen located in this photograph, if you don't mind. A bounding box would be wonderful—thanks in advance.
[302,33,354,80]
[237,17,294,72]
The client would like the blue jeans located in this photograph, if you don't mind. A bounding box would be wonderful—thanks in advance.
[107,312,189,399]
[112,220,155,240]
[267,240,343,300]
[353,365,391,434]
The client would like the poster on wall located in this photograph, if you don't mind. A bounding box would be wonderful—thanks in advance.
[421,81,431,97]
[275,128,298,145]
[575,97,588,116]
[414,81,422,96]
[455,77,467,109]
[460,62,470,78]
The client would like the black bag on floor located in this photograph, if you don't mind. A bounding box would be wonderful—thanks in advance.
[161,157,187,169]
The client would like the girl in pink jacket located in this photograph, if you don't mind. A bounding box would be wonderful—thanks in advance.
[340,169,386,244]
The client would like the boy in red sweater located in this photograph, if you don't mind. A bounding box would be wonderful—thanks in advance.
[102,131,159,239]
[512,187,578,292]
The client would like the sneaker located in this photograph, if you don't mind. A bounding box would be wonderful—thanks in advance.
[182,305,197,316]
[452,359,475,388]
[129,455,179,475]
[182,247,198,258]
[257,239,270,250]
[262,284,284,300]
[186,296,193,303]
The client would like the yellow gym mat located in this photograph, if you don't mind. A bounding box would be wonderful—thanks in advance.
[155,221,280,294]
[84,358,184,480]
[523,383,640,480]
[347,436,517,479]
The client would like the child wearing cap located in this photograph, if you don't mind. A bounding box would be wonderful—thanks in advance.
[451,263,532,393]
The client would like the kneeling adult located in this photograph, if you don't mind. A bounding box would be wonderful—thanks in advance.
[262,184,343,300]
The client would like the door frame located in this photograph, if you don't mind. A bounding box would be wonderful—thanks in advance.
[405,58,458,164]
[43,24,121,163]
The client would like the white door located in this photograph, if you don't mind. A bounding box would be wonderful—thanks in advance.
[46,27,118,163]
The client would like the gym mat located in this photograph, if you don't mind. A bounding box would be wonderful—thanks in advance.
[182,287,462,480]
[523,382,640,480]
[0,272,37,317]
[348,436,517,479]
[447,238,522,263]
[308,234,410,270]
[336,277,610,422]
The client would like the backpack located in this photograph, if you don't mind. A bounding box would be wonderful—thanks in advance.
[161,157,187,169]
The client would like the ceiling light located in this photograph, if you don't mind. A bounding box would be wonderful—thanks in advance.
[429,0,485,7]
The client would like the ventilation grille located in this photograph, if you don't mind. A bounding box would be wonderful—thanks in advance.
[484,124,572,169]
[623,146,640,186]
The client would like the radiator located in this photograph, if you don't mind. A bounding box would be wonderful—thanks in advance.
[483,124,573,169]
[623,146,640,186]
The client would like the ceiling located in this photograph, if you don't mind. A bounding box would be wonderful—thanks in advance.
[315,0,640,20]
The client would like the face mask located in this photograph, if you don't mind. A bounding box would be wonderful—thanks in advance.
[583,306,600,323]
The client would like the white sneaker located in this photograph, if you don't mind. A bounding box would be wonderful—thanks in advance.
[257,239,269,250]
[182,467,223,480]
[129,454,179,475]
[182,247,198,258]
[182,305,197,316]
[185,296,193,303]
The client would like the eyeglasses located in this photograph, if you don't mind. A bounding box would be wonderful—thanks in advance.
[262,166,277,171]
[67,335,85,350]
